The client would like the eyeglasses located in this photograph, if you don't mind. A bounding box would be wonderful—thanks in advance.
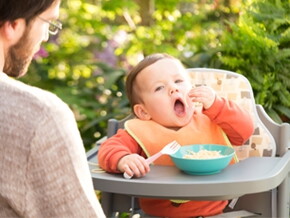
[38,17,62,35]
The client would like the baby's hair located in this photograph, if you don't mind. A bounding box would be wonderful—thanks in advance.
[126,53,177,114]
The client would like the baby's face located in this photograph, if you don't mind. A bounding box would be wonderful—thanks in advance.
[134,58,195,128]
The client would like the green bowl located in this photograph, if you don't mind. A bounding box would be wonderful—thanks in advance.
[170,144,235,175]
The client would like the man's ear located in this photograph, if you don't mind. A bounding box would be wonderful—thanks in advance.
[0,19,26,45]
[133,104,151,120]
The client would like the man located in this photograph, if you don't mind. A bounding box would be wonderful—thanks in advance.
[0,0,105,217]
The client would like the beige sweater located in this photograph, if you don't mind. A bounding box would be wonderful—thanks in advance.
[0,72,105,217]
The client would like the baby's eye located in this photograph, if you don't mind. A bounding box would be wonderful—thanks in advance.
[175,79,184,83]
[155,86,164,92]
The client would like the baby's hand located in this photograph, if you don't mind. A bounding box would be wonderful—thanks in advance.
[188,86,216,109]
[117,154,150,178]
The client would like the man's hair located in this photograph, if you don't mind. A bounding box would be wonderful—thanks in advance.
[0,0,57,26]
[125,53,177,114]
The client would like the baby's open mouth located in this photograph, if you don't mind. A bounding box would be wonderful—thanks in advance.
[174,99,185,115]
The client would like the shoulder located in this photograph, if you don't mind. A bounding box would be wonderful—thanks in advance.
[0,78,75,140]
[1,78,70,116]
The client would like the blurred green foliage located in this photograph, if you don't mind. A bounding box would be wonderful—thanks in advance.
[214,0,290,123]
[21,0,289,151]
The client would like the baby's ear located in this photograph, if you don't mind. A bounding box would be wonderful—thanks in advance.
[133,104,151,120]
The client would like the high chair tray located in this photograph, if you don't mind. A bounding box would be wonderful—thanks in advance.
[88,147,290,217]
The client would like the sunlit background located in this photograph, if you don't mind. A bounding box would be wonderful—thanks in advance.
[22,0,290,150]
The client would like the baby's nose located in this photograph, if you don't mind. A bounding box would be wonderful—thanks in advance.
[170,87,179,95]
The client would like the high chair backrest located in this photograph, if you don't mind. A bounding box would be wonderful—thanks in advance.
[187,68,276,160]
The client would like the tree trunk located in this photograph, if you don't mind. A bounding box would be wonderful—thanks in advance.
[135,0,155,26]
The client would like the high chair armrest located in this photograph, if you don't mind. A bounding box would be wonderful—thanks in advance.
[95,136,107,146]
[86,136,107,161]
[256,104,290,155]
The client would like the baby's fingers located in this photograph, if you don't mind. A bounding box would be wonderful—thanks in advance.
[121,155,150,178]
[130,158,150,177]
[188,86,216,109]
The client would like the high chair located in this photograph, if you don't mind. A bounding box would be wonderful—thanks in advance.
[87,68,290,217]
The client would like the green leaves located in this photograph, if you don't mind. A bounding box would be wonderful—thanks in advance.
[217,0,290,123]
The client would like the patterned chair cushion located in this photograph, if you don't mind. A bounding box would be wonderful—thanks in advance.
[187,68,276,160]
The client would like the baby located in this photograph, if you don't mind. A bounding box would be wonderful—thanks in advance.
[99,53,254,217]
